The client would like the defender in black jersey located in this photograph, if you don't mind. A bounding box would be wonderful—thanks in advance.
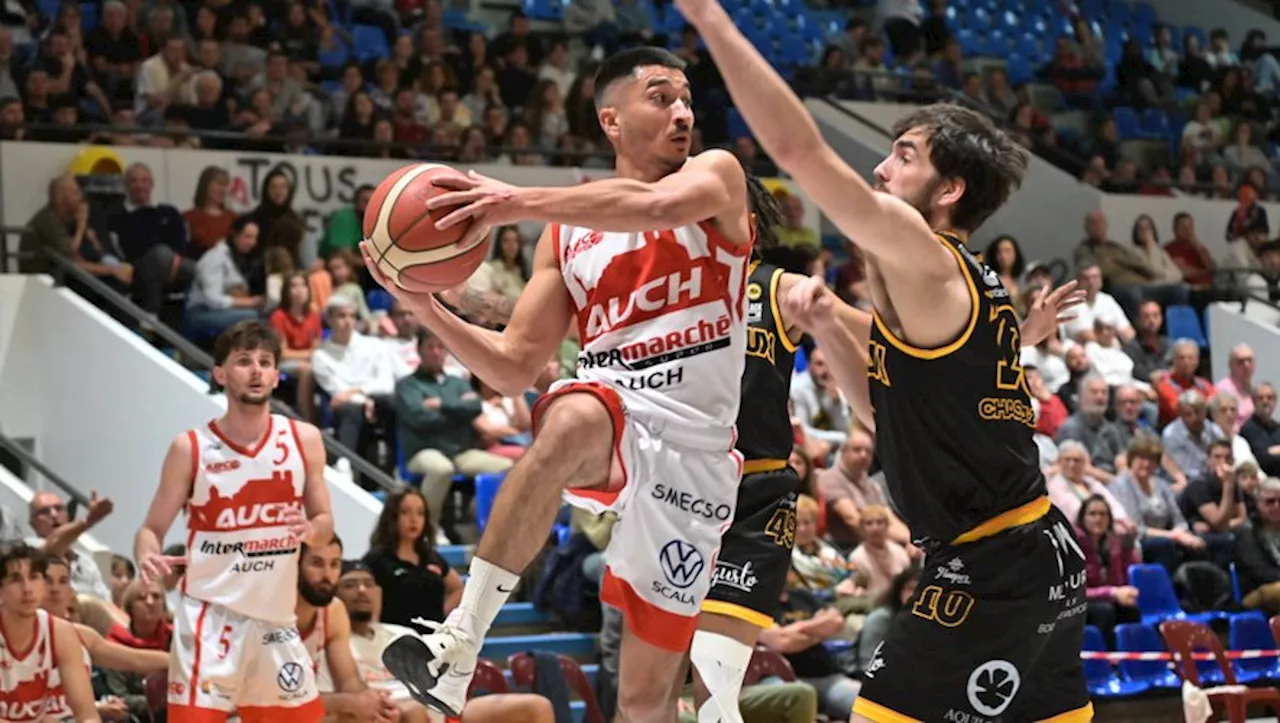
[671,15,1092,719]
[702,258,801,626]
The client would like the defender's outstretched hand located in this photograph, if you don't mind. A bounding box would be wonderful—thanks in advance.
[781,274,837,332]
[1021,280,1087,348]
[428,170,521,230]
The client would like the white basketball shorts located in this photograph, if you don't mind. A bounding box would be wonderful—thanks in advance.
[531,379,743,652]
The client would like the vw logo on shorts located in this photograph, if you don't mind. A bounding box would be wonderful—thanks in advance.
[277,662,304,692]
[659,539,704,589]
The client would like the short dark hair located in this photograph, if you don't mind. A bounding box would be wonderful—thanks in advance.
[415,326,437,346]
[593,47,685,106]
[890,103,1029,232]
[1209,438,1234,457]
[301,533,342,559]
[213,319,282,366]
[0,542,46,580]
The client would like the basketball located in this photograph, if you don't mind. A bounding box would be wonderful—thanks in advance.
[362,163,491,294]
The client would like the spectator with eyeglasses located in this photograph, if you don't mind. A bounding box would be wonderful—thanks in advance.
[25,491,115,600]
[1233,477,1280,615]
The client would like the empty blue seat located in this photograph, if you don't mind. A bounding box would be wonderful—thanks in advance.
[522,0,563,20]
[984,30,1011,58]
[475,472,505,534]
[778,34,812,65]
[317,40,350,70]
[438,544,468,568]
[1006,54,1032,84]
[1229,613,1280,683]
[1142,108,1171,138]
[956,28,980,56]
[1165,304,1208,347]
[366,288,394,313]
[1116,623,1181,690]
[1129,563,1220,625]
[1112,107,1143,140]
[1083,625,1151,698]
[351,24,388,63]
[395,431,423,486]
[79,2,96,31]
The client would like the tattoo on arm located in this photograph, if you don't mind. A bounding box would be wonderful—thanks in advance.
[454,287,517,324]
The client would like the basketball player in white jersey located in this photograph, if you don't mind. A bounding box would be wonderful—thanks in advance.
[361,46,754,723]
[296,536,402,723]
[134,320,335,723]
[0,544,99,723]
[41,555,169,722]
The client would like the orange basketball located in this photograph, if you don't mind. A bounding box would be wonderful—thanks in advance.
[362,163,490,294]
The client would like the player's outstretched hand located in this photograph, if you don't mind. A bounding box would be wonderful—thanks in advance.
[1020,280,1086,348]
[781,274,837,332]
[428,170,520,230]
[138,552,186,586]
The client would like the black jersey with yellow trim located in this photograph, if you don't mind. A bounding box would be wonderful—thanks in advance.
[735,260,798,463]
[867,232,1045,546]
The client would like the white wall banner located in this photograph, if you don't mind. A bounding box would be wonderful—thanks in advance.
[0,142,820,260]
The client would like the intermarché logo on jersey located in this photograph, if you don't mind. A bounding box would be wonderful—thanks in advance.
[578,314,734,374]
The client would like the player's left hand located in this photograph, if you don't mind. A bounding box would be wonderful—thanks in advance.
[428,170,521,230]
[1019,280,1086,348]
[282,507,315,545]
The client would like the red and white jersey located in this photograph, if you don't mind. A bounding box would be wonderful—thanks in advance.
[557,219,752,430]
[43,628,90,721]
[184,414,309,626]
[0,610,58,722]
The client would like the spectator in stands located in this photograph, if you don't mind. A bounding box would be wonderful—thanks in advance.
[1247,240,1280,302]
[320,185,374,263]
[1055,375,1123,481]
[106,579,172,651]
[26,491,113,600]
[1179,439,1247,540]
[1242,382,1280,476]
[1075,494,1141,648]
[1217,344,1258,426]
[1182,101,1226,161]
[760,572,862,720]
[1085,318,1148,393]
[771,191,819,250]
[879,0,923,63]
[186,216,266,339]
[182,166,236,259]
[847,504,910,601]
[1117,38,1173,109]
[1207,28,1241,68]
[1047,441,1133,530]
[18,174,132,290]
[1224,123,1270,178]
[325,250,373,329]
[109,162,194,314]
[395,327,512,535]
[1041,35,1102,100]
[1156,339,1214,425]
[983,235,1025,299]
[1225,183,1269,255]
[245,168,303,258]
[269,271,321,421]
[818,430,911,551]
[1062,262,1135,344]
[1163,390,1225,479]
[1132,215,1184,287]
[136,35,193,123]
[85,1,143,105]
[363,488,463,630]
[472,376,531,460]
[789,347,848,458]
[313,295,399,473]
[1111,437,1202,571]
[791,494,845,589]
[1121,300,1171,385]
[1234,476,1280,615]
[1076,210,1187,316]
[1028,366,1068,440]
[473,226,529,303]
[1164,212,1217,288]
[108,555,133,609]
[1111,385,1160,465]
[1210,390,1258,469]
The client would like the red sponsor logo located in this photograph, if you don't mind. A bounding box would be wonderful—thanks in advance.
[619,315,732,364]
[205,460,241,475]
[169,681,186,697]
[0,697,49,721]
[564,230,604,264]
[189,470,301,533]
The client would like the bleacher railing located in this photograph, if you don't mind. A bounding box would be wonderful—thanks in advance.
[1,230,402,494]
[0,430,91,511]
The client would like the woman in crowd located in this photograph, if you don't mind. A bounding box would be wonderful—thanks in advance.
[1110,437,1204,571]
[790,494,848,591]
[106,580,173,651]
[326,248,373,330]
[362,488,464,631]
[1132,214,1184,285]
[472,375,532,460]
[269,271,321,422]
[1076,494,1142,648]
[485,226,530,301]
[983,234,1026,299]
[847,505,911,601]
[246,168,303,253]
[184,217,264,340]
[183,166,236,259]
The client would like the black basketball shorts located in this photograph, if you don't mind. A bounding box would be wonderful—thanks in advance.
[702,465,800,627]
[853,502,1094,723]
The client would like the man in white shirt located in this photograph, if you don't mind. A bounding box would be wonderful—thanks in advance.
[1061,262,1135,343]
[135,35,192,120]
[334,561,554,723]
[26,491,115,601]
[313,296,400,472]
[789,347,851,460]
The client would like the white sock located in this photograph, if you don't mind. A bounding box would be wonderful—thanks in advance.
[448,557,519,641]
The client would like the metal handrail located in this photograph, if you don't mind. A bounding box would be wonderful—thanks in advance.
[0,432,91,508]
[4,231,401,492]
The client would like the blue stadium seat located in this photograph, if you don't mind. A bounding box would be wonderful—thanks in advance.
[522,0,563,20]
[1129,563,1222,626]
[351,25,388,64]
[438,545,468,568]
[366,289,394,313]
[1165,304,1208,347]
[956,29,980,56]
[727,107,750,141]
[984,30,1011,58]
[319,79,344,95]
[475,472,505,534]
[794,345,807,374]
[494,602,549,627]
[1083,625,1150,698]
[1141,108,1171,139]
[1115,623,1181,690]
[480,632,597,660]
[1228,613,1280,683]
[395,431,423,485]
[778,35,813,65]
[1111,107,1144,140]
[317,40,350,70]
[79,3,96,32]
[1005,54,1032,84]
[36,0,58,19]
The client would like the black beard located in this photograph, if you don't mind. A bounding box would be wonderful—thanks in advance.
[298,579,335,607]
[349,610,373,624]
